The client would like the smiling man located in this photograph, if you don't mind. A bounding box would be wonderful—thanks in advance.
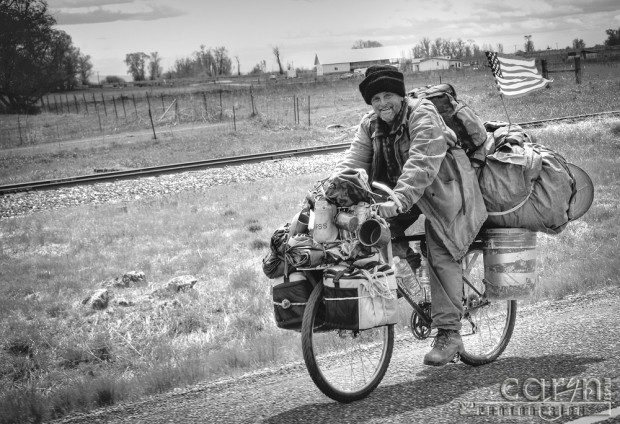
[334,65,488,366]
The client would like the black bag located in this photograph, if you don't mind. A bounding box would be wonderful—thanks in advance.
[408,83,487,154]
[272,271,322,330]
[262,223,291,279]
[311,168,374,208]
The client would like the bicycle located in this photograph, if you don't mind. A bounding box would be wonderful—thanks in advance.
[298,183,517,403]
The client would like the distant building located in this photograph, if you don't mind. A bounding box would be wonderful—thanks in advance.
[416,57,462,72]
[314,46,403,76]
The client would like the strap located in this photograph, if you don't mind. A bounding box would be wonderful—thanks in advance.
[487,185,534,216]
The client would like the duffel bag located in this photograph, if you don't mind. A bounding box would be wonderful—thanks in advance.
[272,271,320,331]
[322,263,398,331]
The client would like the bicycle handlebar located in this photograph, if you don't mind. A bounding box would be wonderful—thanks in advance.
[371,182,403,213]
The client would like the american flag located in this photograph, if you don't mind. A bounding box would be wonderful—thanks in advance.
[485,51,552,97]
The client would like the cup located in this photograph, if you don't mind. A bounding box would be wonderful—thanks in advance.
[358,219,391,248]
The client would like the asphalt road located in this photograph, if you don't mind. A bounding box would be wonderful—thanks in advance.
[54,287,620,424]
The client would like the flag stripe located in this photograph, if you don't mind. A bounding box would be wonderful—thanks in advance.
[485,51,552,97]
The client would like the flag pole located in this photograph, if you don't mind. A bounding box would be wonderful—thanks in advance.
[499,92,512,133]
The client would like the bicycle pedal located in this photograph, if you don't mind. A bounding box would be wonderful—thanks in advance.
[450,352,461,364]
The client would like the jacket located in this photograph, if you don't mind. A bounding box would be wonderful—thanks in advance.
[336,97,488,260]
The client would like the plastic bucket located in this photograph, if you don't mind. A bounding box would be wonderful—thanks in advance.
[482,228,537,300]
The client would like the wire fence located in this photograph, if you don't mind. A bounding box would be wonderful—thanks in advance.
[0,83,321,148]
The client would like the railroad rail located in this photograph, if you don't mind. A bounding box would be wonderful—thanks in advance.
[1,110,618,196]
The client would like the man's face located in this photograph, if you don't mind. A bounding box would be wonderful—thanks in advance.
[371,92,403,124]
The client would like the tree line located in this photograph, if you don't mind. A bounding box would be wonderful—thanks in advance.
[0,0,93,113]
[2,0,620,114]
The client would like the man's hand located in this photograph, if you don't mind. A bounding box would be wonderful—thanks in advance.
[378,201,400,218]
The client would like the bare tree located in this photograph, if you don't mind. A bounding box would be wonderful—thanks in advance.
[352,40,383,49]
[272,46,284,75]
[524,35,534,53]
[420,37,431,57]
[148,52,162,80]
[124,52,149,81]
[77,51,93,85]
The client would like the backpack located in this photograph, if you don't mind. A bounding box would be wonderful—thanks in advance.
[407,83,487,154]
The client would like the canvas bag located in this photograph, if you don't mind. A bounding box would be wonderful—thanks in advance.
[407,83,487,154]
[476,123,575,234]
[322,262,398,331]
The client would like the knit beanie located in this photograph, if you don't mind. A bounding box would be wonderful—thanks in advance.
[359,65,406,105]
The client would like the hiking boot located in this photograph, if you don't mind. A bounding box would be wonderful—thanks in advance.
[423,329,464,366]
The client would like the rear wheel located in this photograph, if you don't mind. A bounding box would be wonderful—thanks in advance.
[301,283,394,403]
[459,249,517,365]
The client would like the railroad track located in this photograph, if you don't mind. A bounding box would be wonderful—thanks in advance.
[1,110,618,196]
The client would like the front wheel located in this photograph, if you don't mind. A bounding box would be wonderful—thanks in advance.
[301,283,394,403]
[459,249,517,366]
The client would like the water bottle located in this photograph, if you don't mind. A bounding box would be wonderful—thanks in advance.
[393,256,420,299]
[416,255,431,301]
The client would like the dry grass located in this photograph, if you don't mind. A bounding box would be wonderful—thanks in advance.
[1,64,618,185]
[1,66,619,423]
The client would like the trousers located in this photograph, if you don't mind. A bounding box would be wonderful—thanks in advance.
[387,212,464,331]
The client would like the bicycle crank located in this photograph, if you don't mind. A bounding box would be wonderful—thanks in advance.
[410,302,432,340]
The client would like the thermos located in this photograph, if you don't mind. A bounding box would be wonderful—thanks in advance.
[312,199,338,243]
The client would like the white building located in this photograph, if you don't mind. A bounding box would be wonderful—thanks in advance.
[416,57,462,72]
[314,46,404,76]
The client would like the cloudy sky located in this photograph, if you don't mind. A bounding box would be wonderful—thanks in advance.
[47,0,620,80]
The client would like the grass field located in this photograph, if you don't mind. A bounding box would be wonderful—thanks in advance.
[0,65,619,423]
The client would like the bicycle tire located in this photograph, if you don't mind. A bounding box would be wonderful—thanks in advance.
[458,249,517,366]
[301,283,394,403]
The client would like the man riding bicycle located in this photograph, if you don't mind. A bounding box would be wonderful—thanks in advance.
[334,65,488,366]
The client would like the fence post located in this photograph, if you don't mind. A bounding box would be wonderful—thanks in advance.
[202,92,208,116]
[250,85,256,116]
[308,95,311,126]
[160,93,165,113]
[132,94,138,118]
[219,90,223,120]
[17,115,23,144]
[65,95,71,114]
[121,95,127,120]
[100,93,107,116]
[46,96,51,113]
[146,92,157,139]
[73,94,79,114]
[233,105,236,131]
[540,59,549,79]
[82,93,89,114]
[575,57,582,84]
[94,97,103,133]
[112,96,118,119]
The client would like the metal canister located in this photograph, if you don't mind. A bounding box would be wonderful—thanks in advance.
[335,212,359,231]
[312,200,338,243]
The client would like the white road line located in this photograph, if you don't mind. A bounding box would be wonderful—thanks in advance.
[565,405,620,424]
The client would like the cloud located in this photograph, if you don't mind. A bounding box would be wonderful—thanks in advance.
[54,4,185,25]
[50,0,130,8]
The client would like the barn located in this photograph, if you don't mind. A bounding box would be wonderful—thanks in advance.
[314,46,404,76]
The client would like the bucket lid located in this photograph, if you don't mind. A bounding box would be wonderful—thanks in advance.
[567,163,594,220]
